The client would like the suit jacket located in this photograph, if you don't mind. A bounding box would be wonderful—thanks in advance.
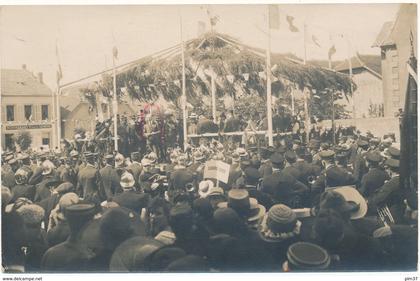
[312,165,357,194]
[369,176,402,209]
[10,184,35,202]
[99,165,121,200]
[262,170,308,207]
[258,161,273,178]
[34,176,56,202]
[77,164,100,202]
[360,167,389,197]
[292,160,321,186]
[352,153,368,186]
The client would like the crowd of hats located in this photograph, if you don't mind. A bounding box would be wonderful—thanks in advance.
[0,126,417,273]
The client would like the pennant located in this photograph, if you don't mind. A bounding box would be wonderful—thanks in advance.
[242,73,249,81]
[312,35,321,48]
[328,45,336,60]
[55,41,63,84]
[226,75,235,83]
[268,5,280,30]
[286,15,299,32]
[112,46,118,59]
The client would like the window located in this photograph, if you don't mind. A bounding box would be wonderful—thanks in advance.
[24,105,33,121]
[6,105,14,121]
[5,134,14,150]
[41,105,49,120]
[42,137,50,146]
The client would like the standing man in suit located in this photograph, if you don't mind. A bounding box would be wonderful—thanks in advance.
[127,152,143,188]
[99,155,121,201]
[360,152,389,197]
[76,152,101,204]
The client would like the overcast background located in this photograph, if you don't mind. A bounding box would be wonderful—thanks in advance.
[0,4,399,89]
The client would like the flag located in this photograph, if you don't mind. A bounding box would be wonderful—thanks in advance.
[312,35,321,48]
[286,15,299,32]
[112,46,118,60]
[205,6,219,27]
[400,52,417,194]
[55,41,63,84]
[268,5,280,30]
[328,45,336,60]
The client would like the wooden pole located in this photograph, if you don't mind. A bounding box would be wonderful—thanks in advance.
[303,24,311,144]
[180,13,188,151]
[56,87,61,150]
[266,6,274,147]
[112,51,118,152]
[211,72,217,122]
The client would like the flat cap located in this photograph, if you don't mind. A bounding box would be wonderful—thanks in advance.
[387,147,400,159]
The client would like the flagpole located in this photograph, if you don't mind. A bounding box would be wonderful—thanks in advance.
[56,86,61,151]
[112,49,118,152]
[302,23,310,144]
[346,35,355,119]
[266,5,274,147]
[180,13,188,151]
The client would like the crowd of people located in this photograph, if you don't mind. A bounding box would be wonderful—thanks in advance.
[1,110,418,273]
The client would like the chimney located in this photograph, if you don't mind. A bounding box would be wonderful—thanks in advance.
[22,64,27,70]
[37,72,43,84]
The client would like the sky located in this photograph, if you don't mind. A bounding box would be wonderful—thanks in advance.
[0,4,400,89]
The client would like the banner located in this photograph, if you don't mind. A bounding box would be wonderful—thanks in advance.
[203,160,230,184]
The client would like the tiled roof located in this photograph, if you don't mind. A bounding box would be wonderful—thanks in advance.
[1,69,53,96]
[334,54,382,78]
[372,21,395,48]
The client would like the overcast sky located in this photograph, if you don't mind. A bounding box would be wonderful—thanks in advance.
[1,4,400,89]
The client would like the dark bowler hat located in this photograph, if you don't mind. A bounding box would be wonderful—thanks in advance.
[64,203,96,227]
[285,150,297,163]
[319,150,335,160]
[244,167,260,184]
[276,146,287,154]
[270,153,284,165]
[365,152,382,163]
[286,242,330,271]
[385,158,399,169]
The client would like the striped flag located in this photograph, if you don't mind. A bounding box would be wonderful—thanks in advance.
[286,15,299,32]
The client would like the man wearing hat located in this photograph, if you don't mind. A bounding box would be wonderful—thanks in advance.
[34,160,58,202]
[368,158,403,222]
[360,152,389,197]
[2,157,17,188]
[258,146,274,178]
[127,152,143,187]
[41,203,97,271]
[11,168,36,202]
[293,146,321,186]
[18,154,33,180]
[311,150,356,197]
[76,152,101,203]
[352,139,369,186]
[262,153,308,208]
[282,150,301,180]
[112,172,150,214]
[99,155,121,201]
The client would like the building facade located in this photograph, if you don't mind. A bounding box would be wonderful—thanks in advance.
[373,3,417,117]
[1,66,54,150]
[335,55,384,119]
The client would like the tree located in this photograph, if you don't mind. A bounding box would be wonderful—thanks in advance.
[14,131,32,151]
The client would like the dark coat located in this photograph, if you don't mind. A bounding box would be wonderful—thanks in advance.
[258,161,273,178]
[292,160,321,186]
[47,221,71,247]
[312,165,357,194]
[77,164,100,202]
[112,190,150,213]
[262,170,308,208]
[352,153,368,186]
[99,165,121,200]
[34,176,56,202]
[10,184,35,202]
[41,240,95,272]
[360,167,389,197]
[1,168,16,188]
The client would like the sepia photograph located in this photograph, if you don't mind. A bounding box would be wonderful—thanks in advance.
[0,2,417,278]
